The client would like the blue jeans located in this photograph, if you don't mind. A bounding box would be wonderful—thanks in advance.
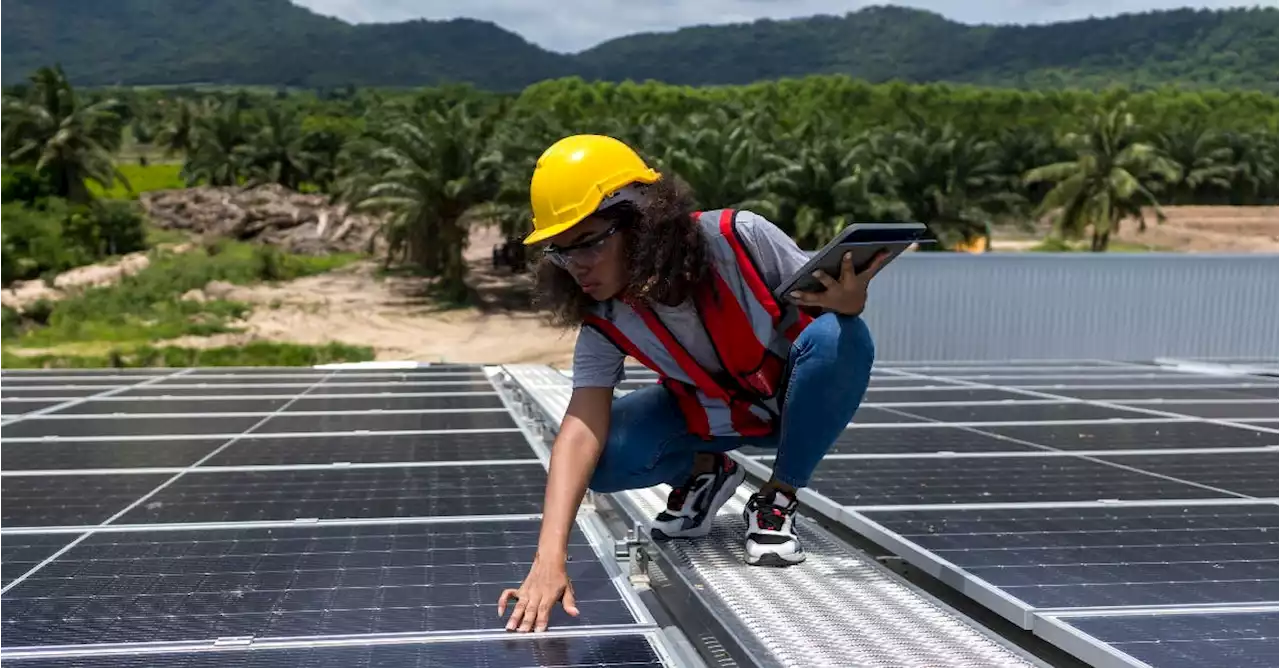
[588,312,875,493]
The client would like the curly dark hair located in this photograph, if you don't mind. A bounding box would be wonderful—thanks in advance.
[533,171,711,328]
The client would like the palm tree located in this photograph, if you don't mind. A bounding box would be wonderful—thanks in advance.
[1153,122,1235,204]
[740,131,907,249]
[338,104,500,302]
[181,98,248,187]
[154,99,201,158]
[240,106,312,191]
[878,124,1019,250]
[1218,130,1278,205]
[1,65,128,203]
[1024,104,1180,252]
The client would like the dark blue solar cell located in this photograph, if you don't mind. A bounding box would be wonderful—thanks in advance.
[1063,611,1279,668]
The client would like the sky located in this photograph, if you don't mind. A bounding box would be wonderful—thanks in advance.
[291,1,1263,52]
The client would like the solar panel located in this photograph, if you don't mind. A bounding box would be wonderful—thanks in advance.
[0,366,668,666]
[806,455,1235,507]
[3,439,227,470]
[882,402,1153,422]
[857,503,1279,609]
[2,634,667,667]
[1,400,63,415]
[713,360,1280,668]
[204,432,538,466]
[2,522,634,646]
[744,425,1042,457]
[981,421,1279,450]
[1042,609,1279,668]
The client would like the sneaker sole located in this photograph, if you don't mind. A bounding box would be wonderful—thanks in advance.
[650,464,747,541]
[745,551,806,567]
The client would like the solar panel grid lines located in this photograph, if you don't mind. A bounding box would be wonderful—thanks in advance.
[0,370,342,597]
[0,365,671,666]
[1035,606,1280,668]
[878,366,1280,436]
[713,359,1280,668]
[0,368,195,425]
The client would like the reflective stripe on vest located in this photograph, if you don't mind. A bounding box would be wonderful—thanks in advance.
[583,209,813,439]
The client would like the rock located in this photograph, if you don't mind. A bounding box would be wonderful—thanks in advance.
[203,281,238,299]
[180,289,207,303]
[139,185,387,255]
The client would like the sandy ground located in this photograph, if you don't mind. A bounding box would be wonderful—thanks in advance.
[167,225,581,368]
[1112,205,1278,252]
[991,205,1278,252]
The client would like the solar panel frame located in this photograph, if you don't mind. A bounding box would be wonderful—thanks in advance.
[0,631,672,666]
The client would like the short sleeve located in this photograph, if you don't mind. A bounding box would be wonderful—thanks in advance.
[732,210,811,292]
[570,325,626,389]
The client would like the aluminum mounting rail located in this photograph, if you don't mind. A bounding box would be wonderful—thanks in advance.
[498,364,1047,668]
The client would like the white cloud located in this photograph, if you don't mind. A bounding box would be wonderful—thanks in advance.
[292,1,1266,53]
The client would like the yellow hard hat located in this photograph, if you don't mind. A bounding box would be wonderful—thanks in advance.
[523,134,661,245]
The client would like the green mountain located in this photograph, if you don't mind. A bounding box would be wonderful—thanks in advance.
[2,0,1275,90]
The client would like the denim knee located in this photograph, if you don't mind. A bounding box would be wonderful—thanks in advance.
[798,312,875,370]
[586,386,685,494]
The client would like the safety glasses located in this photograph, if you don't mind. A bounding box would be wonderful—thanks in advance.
[543,223,621,269]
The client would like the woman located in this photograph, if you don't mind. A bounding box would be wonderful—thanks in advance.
[498,134,881,633]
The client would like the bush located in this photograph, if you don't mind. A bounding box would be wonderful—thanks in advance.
[0,340,376,365]
[10,241,360,345]
[64,200,149,257]
[0,341,375,369]
[1,307,20,339]
[1,165,58,206]
[1,197,148,287]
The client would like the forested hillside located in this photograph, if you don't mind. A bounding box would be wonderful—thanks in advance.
[2,1,1275,90]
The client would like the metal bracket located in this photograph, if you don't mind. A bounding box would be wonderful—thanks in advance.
[614,521,652,589]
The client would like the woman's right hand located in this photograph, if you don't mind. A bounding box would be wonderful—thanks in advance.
[497,558,580,633]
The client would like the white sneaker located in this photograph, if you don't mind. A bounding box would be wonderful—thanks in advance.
[650,454,746,540]
[742,488,806,567]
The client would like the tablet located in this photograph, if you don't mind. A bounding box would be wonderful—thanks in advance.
[774,221,932,301]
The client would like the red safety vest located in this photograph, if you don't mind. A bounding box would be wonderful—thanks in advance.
[583,209,812,439]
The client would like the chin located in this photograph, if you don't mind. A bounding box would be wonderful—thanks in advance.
[583,284,615,301]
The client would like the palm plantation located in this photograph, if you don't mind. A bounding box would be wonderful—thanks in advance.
[4,71,1276,301]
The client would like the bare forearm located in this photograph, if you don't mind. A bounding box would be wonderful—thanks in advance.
[536,427,602,560]
[535,388,612,563]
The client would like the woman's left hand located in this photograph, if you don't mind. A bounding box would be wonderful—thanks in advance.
[788,250,889,316]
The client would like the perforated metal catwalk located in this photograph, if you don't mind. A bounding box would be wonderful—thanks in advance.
[502,364,1046,668]
[574,359,1280,668]
[0,364,682,666]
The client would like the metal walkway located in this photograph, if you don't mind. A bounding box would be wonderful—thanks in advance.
[499,364,1046,668]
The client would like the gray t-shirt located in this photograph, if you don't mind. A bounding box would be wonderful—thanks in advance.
[571,210,810,389]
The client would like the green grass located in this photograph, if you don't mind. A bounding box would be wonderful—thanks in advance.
[89,162,186,199]
[1,341,374,369]
[5,241,362,347]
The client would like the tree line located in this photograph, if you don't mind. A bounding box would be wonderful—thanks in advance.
[3,66,1277,299]
[5,3,1276,91]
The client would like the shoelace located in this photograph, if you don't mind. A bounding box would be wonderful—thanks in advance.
[749,492,795,531]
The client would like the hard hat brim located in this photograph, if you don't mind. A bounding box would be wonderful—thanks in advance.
[522,221,576,246]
